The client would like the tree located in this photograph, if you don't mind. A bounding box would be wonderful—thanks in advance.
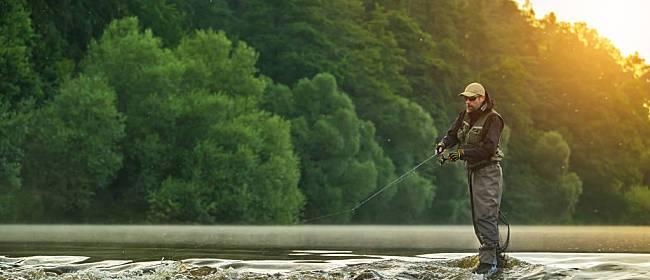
[0,0,39,220]
[508,131,582,223]
[147,94,303,224]
[624,185,650,225]
[2,0,648,224]
[0,105,28,221]
[19,76,125,221]
[0,0,41,109]
[83,18,303,223]
[264,73,396,223]
[27,0,130,97]
[81,17,185,218]
[127,0,186,46]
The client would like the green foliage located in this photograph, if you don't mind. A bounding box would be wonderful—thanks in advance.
[0,0,38,220]
[27,0,129,97]
[531,131,570,179]
[524,12,649,223]
[427,163,470,224]
[385,174,435,222]
[264,73,395,223]
[128,0,186,46]
[19,76,125,221]
[506,131,583,223]
[81,17,184,216]
[553,172,583,221]
[148,99,303,224]
[0,105,28,221]
[351,119,398,223]
[0,0,41,109]
[80,18,302,223]
[623,185,650,224]
[82,17,183,106]
[176,29,265,101]
[1,0,649,224]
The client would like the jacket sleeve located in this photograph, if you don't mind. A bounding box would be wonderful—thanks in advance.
[441,111,465,149]
[461,114,504,161]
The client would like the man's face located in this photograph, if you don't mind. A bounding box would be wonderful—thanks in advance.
[464,95,485,113]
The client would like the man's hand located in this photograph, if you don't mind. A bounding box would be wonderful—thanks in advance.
[435,142,445,155]
[448,149,464,161]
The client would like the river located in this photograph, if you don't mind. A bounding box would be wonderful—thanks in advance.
[1,225,648,279]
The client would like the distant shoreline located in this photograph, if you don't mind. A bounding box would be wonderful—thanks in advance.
[1,225,648,253]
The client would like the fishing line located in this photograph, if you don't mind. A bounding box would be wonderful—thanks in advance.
[302,149,511,258]
[498,210,511,252]
[302,152,440,223]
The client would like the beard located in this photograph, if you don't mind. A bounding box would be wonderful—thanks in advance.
[466,101,483,113]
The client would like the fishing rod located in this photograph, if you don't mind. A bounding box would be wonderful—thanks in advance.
[303,151,446,223]
[302,149,511,256]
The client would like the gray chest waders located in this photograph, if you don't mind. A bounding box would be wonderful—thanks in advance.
[467,165,504,265]
[459,110,508,266]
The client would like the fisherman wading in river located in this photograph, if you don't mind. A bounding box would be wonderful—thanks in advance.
[436,82,506,277]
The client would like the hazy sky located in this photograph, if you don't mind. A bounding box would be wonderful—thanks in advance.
[515,0,650,60]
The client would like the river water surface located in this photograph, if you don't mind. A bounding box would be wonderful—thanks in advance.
[1,225,649,279]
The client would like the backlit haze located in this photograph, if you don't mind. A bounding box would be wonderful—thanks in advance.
[516,0,650,60]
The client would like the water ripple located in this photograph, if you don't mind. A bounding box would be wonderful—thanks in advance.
[2,252,649,280]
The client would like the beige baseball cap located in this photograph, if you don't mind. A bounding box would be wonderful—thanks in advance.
[458,82,485,97]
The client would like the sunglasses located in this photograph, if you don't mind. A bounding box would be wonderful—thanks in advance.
[463,96,478,101]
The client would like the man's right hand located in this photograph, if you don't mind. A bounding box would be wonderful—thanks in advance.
[435,142,445,155]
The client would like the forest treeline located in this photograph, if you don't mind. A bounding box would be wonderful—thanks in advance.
[1,0,649,224]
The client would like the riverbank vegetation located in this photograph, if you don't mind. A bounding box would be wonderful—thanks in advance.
[1,0,648,224]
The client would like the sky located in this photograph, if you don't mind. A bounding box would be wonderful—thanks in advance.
[515,0,650,60]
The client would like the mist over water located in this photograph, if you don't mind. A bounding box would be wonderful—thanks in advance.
[3,225,649,252]
[1,225,649,279]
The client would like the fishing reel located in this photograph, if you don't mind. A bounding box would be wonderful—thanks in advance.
[435,151,457,165]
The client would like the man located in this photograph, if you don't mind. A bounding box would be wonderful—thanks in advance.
[436,82,505,276]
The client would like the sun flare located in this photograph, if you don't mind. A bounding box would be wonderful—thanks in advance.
[517,0,650,60]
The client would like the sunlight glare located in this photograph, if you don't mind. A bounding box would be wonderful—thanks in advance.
[517,0,650,60]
